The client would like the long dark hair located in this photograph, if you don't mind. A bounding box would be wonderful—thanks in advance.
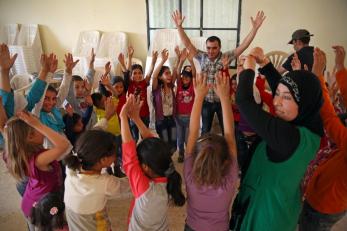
[64,130,116,171]
[30,192,66,231]
[137,138,185,206]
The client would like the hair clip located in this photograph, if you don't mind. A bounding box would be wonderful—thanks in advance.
[50,207,58,215]
[32,202,37,208]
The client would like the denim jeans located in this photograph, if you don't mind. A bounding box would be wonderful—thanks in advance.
[201,100,223,135]
[175,115,190,155]
[130,116,149,142]
[299,201,346,231]
[155,115,176,151]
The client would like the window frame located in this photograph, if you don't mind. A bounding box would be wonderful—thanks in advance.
[146,0,243,68]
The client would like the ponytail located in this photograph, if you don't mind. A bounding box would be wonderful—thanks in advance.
[63,151,81,171]
[166,170,185,206]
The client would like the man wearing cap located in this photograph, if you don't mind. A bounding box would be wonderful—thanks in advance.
[172,10,266,134]
[278,29,314,74]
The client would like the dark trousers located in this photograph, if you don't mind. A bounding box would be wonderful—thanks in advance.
[130,116,150,142]
[299,201,346,231]
[201,100,224,135]
[155,115,176,152]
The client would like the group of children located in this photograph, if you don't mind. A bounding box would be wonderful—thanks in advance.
[0,22,346,231]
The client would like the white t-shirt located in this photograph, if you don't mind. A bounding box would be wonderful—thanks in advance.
[64,167,130,214]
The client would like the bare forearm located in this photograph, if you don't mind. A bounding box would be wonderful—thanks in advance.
[0,70,11,92]
[177,26,197,56]
[152,61,165,90]
[220,97,237,158]
[35,123,69,149]
[121,116,133,143]
[234,27,258,57]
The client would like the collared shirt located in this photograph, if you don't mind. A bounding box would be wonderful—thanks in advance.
[195,50,236,102]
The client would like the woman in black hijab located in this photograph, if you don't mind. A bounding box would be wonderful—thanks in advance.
[230,47,323,231]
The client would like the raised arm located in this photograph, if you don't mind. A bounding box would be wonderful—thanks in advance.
[334,46,347,108]
[85,48,96,86]
[233,11,266,57]
[152,49,169,91]
[236,55,300,162]
[0,97,7,134]
[172,10,198,57]
[313,47,347,149]
[187,49,197,78]
[175,47,187,84]
[56,53,78,107]
[99,62,117,96]
[186,73,209,155]
[127,46,134,71]
[214,71,237,158]
[0,43,17,92]
[17,111,71,170]
[145,50,158,84]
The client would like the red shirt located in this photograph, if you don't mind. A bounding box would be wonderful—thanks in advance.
[128,80,150,117]
[176,81,194,115]
[116,94,126,117]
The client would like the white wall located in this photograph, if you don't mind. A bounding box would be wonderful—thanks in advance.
[0,0,346,71]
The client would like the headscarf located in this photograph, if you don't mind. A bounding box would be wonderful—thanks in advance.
[279,70,324,136]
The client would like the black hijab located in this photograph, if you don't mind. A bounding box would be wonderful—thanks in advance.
[279,70,324,136]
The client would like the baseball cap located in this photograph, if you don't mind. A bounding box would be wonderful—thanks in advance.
[288,29,314,44]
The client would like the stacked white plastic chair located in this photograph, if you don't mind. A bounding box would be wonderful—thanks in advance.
[72,30,100,77]
[93,31,128,88]
[8,24,42,76]
[3,24,19,45]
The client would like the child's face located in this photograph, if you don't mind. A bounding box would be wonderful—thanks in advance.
[100,153,117,168]
[73,118,84,133]
[181,75,192,86]
[113,82,124,96]
[132,68,144,82]
[42,90,57,112]
[161,69,172,84]
[73,80,85,98]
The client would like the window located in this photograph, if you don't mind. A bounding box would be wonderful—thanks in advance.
[146,0,242,67]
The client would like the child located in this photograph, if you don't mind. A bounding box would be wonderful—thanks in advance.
[66,48,96,129]
[39,53,79,134]
[4,111,71,229]
[30,192,68,231]
[120,94,185,231]
[63,130,130,231]
[174,47,195,162]
[184,72,239,231]
[119,47,158,141]
[152,49,178,153]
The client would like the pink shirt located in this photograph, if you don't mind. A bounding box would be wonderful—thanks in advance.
[184,155,239,231]
[22,150,62,217]
[176,81,194,115]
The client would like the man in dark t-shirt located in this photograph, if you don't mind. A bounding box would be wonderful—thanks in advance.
[278,29,314,74]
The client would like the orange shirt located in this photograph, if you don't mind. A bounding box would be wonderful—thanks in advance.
[305,68,347,214]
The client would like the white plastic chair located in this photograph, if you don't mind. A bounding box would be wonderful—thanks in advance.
[72,30,100,76]
[3,24,19,45]
[9,24,42,75]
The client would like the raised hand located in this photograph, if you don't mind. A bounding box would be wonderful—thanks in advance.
[64,103,74,116]
[100,74,111,86]
[152,50,159,64]
[128,46,134,57]
[0,43,17,71]
[180,48,188,61]
[118,52,126,70]
[40,54,50,73]
[332,45,345,71]
[251,11,266,30]
[172,10,185,27]
[249,47,266,64]
[104,61,112,76]
[193,73,209,99]
[222,54,231,69]
[161,49,169,63]
[83,79,92,94]
[89,48,96,69]
[48,53,58,73]
[174,46,181,58]
[127,94,143,120]
[214,71,230,100]
[291,52,301,71]
[312,47,327,77]
[64,53,79,74]
[104,97,117,120]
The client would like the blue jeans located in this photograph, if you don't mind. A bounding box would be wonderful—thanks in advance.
[175,115,190,155]
[155,115,176,150]
[201,100,223,135]
[299,201,346,231]
[130,116,149,142]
